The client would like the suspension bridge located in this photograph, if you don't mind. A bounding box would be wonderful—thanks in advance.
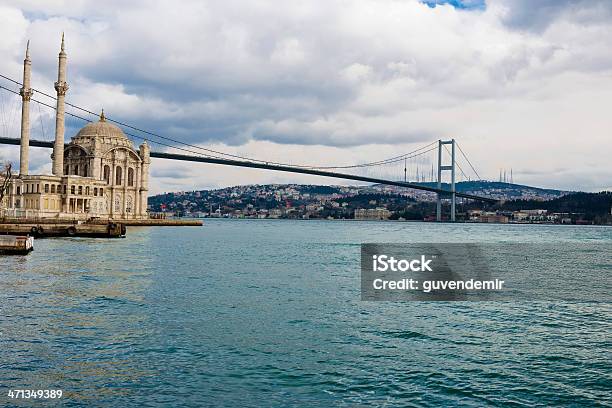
[0,71,497,222]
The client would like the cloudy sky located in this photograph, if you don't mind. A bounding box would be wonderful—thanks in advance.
[0,0,610,194]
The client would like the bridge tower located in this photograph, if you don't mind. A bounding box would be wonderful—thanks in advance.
[436,139,456,222]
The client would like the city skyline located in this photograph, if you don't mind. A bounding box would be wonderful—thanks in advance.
[0,0,611,194]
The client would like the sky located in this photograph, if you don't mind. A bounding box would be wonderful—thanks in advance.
[0,0,610,194]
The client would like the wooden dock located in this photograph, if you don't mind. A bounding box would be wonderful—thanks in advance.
[0,235,34,254]
[80,218,202,226]
[109,219,202,226]
[0,217,200,239]
[0,222,125,238]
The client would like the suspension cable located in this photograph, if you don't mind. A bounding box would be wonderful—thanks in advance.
[456,141,481,180]
[2,83,435,173]
[36,101,46,140]
[0,84,231,160]
[311,144,438,169]
[442,144,469,181]
[0,73,439,170]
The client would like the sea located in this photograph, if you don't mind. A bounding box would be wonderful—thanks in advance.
[1,219,611,407]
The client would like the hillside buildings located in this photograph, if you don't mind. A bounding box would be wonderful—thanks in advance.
[147,183,610,224]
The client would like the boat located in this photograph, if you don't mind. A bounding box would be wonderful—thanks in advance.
[0,235,34,255]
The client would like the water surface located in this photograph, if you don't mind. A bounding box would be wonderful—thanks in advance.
[1,220,611,406]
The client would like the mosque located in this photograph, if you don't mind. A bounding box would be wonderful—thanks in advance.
[2,35,151,221]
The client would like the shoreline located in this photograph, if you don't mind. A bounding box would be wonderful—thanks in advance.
[173,217,612,226]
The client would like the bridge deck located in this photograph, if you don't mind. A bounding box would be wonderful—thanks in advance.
[0,137,497,203]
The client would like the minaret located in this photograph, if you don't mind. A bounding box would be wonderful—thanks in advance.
[92,110,104,179]
[139,141,151,217]
[19,41,33,176]
[52,33,69,176]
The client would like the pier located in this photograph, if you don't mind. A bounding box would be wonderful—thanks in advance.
[88,218,203,227]
[0,220,125,238]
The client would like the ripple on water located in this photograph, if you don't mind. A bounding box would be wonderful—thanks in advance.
[0,220,610,407]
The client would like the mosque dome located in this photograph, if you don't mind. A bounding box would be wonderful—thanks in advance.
[73,110,128,140]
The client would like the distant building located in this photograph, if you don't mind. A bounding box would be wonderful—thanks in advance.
[305,204,319,212]
[269,208,283,218]
[467,209,484,221]
[513,211,529,221]
[355,208,391,220]
[478,214,509,223]
[522,209,547,215]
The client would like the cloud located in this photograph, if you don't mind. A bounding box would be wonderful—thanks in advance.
[491,0,612,31]
[150,164,195,179]
[0,0,610,194]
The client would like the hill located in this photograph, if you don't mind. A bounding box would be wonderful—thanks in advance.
[378,180,568,201]
[497,191,612,223]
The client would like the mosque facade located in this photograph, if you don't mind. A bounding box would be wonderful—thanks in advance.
[2,35,151,220]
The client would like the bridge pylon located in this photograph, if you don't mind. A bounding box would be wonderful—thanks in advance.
[436,139,456,222]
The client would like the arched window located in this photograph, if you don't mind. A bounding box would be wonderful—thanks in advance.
[71,185,75,195]
[126,196,133,213]
[103,165,110,183]
[78,186,83,195]
[83,164,88,177]
[65,165,69,175]
[74,165,79,176]
[44,184,49,193]
[51,185,55,193]
[128,168,134,186]
[100,188,104,196]
[115,166,122,185]
[16,186,20,195]
[94,187,98,196]
[86,186,90,195]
